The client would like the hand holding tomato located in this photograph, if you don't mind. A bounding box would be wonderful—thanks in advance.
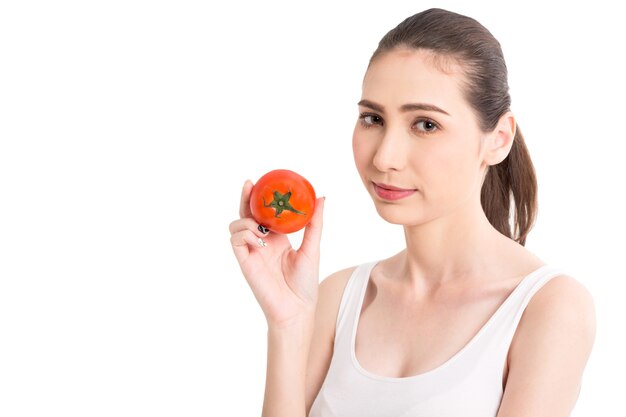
[229,173,325,329]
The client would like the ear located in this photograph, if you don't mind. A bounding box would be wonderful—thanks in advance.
[483,111,516,166]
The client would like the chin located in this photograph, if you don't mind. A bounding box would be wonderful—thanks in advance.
[373,202,424,226]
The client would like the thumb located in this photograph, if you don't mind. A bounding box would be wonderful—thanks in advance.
[298,196,325,260]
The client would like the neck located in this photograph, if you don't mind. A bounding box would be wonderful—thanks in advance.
[398,199,509,292]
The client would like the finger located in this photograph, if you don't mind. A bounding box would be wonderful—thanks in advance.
[239,179,255,219]
[230,229,268,265]
[229,217,271,238]
[298,196,325,260]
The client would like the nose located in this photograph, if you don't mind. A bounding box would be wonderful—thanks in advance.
[372,129,407,172]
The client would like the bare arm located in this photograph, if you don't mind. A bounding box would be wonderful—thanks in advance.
[263,318,315,417]
[262,266,355,417]
[496,275,596,417]
[229,180,326,417]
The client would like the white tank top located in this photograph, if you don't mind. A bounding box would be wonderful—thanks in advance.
[308,260,567,417]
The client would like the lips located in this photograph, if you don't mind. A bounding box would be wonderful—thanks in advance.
[373,182,417,192]
[372,182,417,200]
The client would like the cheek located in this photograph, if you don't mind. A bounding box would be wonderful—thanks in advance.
[425,141,480,200]
[445,139,480,180]
[352,129,371,173]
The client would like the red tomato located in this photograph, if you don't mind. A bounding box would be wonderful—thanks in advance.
[249,169,316,234]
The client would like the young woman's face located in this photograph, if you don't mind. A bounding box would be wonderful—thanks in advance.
[352,48,489,226]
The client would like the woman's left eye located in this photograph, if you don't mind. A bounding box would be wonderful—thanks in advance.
[414,119,440,134]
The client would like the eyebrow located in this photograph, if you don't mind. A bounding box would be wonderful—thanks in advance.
[357,99,451,116]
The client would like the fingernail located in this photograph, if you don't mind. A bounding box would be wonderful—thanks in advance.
[258,224,270,234]
[257,238,267,247]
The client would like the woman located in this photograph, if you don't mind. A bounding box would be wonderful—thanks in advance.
[229,8,595,417]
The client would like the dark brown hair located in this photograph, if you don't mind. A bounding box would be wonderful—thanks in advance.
[368,8,537,246]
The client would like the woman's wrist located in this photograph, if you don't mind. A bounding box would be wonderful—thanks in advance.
[267,313,316,335]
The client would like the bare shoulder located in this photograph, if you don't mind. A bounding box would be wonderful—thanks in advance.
[500,273,597,415]
[319,265,358,295]
[316,265,360,337]
[513,273,596,352]
[522,273,596,329]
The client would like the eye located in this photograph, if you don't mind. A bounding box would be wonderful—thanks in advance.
[414,118,440,135]
[358,113,382,128]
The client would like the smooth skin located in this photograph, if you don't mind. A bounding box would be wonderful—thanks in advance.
[230,47,596,417]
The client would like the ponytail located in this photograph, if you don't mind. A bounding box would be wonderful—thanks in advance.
[481,124,538,246]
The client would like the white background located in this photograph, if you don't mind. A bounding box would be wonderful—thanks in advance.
[1,1,624,415]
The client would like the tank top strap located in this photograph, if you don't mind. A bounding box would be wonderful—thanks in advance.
[335,260,378,341]
[469,264,570,383]
[483,264,569,348]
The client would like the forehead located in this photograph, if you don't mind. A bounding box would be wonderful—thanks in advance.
[362,48,467,115]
